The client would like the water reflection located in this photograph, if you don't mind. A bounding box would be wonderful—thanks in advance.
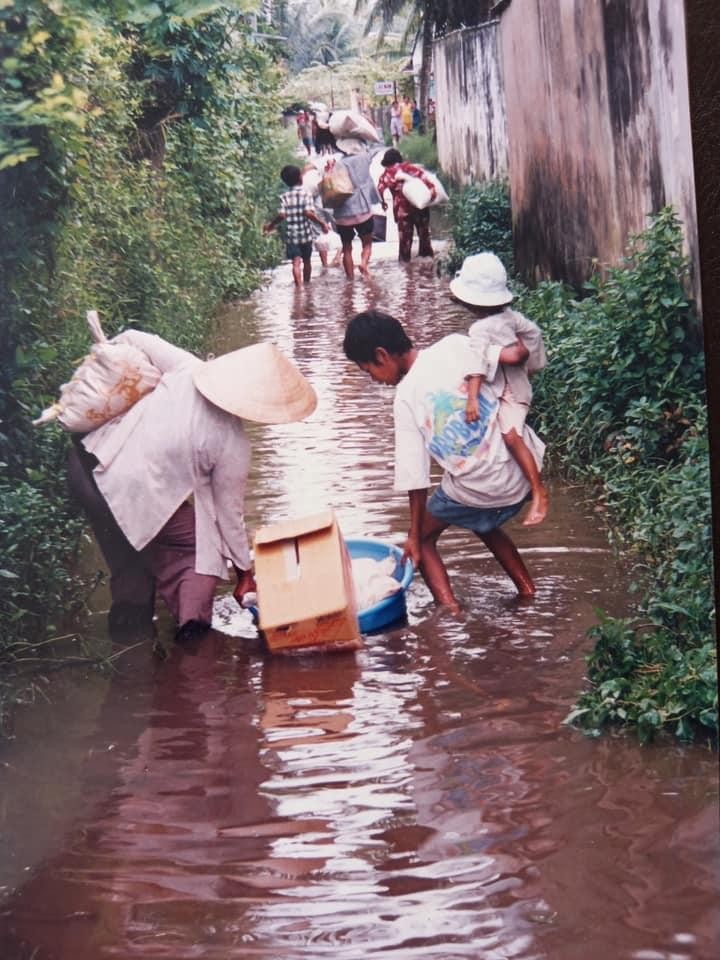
[0,245,717,959]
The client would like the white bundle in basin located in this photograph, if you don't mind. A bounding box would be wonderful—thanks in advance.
[33,310,162,432]
[351,556,402,611]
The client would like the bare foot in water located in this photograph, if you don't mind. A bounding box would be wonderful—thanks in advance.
[522,484,549,526]
[358,262,371,279]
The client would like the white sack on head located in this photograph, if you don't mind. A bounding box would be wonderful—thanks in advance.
[329,109,381,143]
[32,311,161,432]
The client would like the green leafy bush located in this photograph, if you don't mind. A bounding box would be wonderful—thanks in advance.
[1,2,287,675]
[516,208,716,743]
[396,132,438,171]
[444,179,513,275]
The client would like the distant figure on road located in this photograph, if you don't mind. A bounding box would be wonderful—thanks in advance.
[296,110,313,155]
[314,111,336,155]
[390,100,403,147]
[401,97,413,135]
[412,100,421,131]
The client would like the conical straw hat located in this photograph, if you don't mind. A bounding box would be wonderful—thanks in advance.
[193,342,317,424]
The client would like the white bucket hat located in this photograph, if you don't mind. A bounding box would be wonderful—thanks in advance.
[449,252,513,306]
[193,342,317,424]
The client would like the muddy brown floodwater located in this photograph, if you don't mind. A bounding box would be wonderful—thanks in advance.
[1,242,718,960]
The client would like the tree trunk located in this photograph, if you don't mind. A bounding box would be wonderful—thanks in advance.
[417,14,433,135]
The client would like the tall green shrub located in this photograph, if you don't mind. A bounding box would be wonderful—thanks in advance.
[0,2,286,671]
[517,208,716,742]
[444,180,513,275]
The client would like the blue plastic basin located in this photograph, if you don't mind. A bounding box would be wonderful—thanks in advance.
[345,537,414,633]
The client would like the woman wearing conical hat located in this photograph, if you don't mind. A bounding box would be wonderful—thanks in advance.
[67,330,317,645]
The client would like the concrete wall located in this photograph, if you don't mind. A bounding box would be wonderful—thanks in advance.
[432,1,699,302]
[500,0,698,295]
[433,22,509,184]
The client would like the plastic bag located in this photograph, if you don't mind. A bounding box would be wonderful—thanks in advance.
[328,109,381,143]
[320,161,354,209]
[314,229,342,253]
[32,311,162,432]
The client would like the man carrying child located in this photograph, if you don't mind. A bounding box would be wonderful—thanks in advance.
[343,309,545,613]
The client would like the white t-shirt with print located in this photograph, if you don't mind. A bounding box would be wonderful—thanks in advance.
[393,334,545,507]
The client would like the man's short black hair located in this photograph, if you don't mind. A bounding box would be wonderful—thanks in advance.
[343,310,413,364]
[280,164,302,187]
[381,148,403,167]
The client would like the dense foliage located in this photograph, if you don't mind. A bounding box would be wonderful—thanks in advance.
[0,1,287,683]
[515,209,716,743]
[444,179,513,274]
[446,192,715,742]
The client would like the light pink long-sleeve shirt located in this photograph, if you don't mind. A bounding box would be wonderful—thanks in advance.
[468,308,546,405]
[82,331,251,579]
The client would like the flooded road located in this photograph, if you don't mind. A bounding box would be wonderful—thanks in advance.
[1,245,718,959]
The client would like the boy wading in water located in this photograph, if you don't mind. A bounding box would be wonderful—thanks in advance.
[451,252,550,526]
[264,165,328,287]
[343,309,545,613]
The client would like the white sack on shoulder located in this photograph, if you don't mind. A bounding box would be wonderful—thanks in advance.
[352,556,402,611]
[396,168,449,209]
[33,310,161,432]
[397,172,433,209]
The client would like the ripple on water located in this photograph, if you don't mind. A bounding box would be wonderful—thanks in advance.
[0,249,717,960]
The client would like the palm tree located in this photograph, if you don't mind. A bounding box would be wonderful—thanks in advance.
[354,0,432,126]
[355,1,498,127]
[279,2,359,73]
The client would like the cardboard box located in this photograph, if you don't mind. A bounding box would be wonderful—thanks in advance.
[253,509,361,653]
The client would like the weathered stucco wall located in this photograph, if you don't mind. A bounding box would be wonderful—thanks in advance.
[498,0,698,297]
[433,23,508,184]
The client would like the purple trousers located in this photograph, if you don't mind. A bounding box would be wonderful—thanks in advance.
[68,443,218,628]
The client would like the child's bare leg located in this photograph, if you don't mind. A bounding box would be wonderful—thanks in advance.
[503,428,549,525]
[303,257,312,283]
[418,511,461,613]
[291,256,303,287]
[318,248,329,268]
[478,526,536,595]
[341,242,354,279]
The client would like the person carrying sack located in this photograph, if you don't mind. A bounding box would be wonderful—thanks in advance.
[376,148,437,262]
[68,330,317,645]
[326,139,384,280]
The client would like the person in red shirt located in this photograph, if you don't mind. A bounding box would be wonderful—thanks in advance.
[377,148,436,262]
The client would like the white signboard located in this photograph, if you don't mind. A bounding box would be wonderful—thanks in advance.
[374,81,395,96]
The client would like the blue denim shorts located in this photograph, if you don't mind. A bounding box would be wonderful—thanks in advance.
[427,486,528,534]
[286,240,313,260]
